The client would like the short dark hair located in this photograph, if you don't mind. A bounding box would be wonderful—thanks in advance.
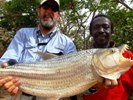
[89,14,114,33]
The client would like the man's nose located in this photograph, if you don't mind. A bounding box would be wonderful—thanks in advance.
[99,27,104,32]
[98,27,106,35]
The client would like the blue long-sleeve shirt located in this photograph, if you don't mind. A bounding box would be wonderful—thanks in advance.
[0,27,77,64]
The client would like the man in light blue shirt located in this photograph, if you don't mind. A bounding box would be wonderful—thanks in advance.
[0,0,76,100]
[0,27,76,63]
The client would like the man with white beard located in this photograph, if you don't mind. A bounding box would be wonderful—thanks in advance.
[0,0,76,100]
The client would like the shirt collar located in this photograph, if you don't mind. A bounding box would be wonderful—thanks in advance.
[36,27,57,38]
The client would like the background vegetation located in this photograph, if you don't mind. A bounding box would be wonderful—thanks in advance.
[0,0,133,51]
[0,0,133,98]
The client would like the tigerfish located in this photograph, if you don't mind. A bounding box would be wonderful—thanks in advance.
[0,44,133,100]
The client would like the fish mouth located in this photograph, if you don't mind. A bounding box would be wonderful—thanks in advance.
[91,44,133,80]
[119,44,133,62]
[103,44,131,68]
[92,44,133,77]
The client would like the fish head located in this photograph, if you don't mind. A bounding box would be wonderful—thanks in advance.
[92,44,133,79]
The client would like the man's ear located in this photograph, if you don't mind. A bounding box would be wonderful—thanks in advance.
[56,11,61,21]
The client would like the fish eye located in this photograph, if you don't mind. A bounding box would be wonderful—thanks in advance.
[111,49,115,53]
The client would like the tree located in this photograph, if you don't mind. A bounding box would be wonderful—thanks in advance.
[0,27,13,57]
[0,0,133,98]
[0,0,133,51]
[0,0,40,32]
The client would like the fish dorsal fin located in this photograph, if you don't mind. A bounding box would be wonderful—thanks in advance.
[35,52,57,60]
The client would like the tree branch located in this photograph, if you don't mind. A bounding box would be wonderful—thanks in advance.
[114,0,133,11]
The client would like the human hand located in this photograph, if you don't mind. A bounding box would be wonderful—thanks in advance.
[0,62,20,96]
[1,62,8,68]
[94,77,118,89]
[1,59,17,68]
[0,76,20,96]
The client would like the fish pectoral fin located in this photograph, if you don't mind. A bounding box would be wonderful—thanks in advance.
[46,96,60,100]
[35,52,57,60]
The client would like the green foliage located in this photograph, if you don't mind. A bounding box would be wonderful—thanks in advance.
[0,0,133,97]
[109,10,133,51]
[73,33,84,50]
[0,28,13,55]
[0,0,39,32]
[0,0,133,52]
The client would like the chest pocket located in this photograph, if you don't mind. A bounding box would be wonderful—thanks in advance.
[19,42,38,63]
[46,47,64,56]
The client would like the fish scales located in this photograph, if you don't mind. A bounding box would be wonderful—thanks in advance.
[0,44,133,100]
[1,53,92,80]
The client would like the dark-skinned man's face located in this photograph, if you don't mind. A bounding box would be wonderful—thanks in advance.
[91,17,112,46]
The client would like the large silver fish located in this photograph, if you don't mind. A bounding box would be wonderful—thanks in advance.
[0,44,133,100]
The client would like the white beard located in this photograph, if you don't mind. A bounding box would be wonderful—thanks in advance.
[40,19,56,30]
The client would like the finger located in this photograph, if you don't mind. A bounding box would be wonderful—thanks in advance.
[104,79,112,88]
[8,84,16,93]
[6,79,20,95]
[94,77,105,89]
[10,87,19,96]
[0,76,13,86]
[6,78,19,91]
[14,80,21,86]
[4,81,13,89]
[12,87,19,94]
[4,78,20,90]
[10,78,20,85]
[97,77,104,84]
[110,79,118,87]
[1,62,8,68]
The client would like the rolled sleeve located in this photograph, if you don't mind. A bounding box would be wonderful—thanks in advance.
[0,29,24,64]
[64,41,77,54]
